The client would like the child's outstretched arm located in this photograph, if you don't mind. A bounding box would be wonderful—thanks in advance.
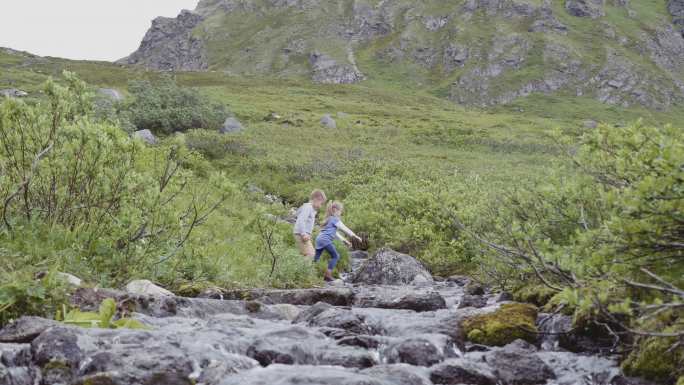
[337,220,362,241]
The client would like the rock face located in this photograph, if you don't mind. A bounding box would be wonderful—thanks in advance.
[670,0,684,36]
[118,10,208,71]
[565,0,605,18]
[0,253,654,385]
[119,0,684,110]
[352,248,433,285]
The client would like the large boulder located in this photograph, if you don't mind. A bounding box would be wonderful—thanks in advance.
[132,129,159,145]
[351,248,433,285]
[309,51,365,84]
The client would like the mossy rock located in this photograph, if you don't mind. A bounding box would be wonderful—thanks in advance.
[622,335,683,382]
[513,284,557,307]
[461,303,538,346]
[676,376,684,385]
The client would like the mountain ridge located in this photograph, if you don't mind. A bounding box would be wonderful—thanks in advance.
[113,0,684,109]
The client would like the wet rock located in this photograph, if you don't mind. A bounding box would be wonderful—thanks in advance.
[320,114,337,129]
[220,117,244,134]
[352,248,433,285]
[118,10,208,71]
[611,375,660,385]
[0,343,32,367]
[495,292,513,302]
[565,0,605,18]
[219,364,392,385]
[384,334,456,367]
[0,317,60,343]
[337,335,381,349]
[447,275,471,286]
[484,344,556,384]
[132,129,159,145]
[362,364,433,385]
[270,304,300,321]
[538,351,619,385]
[222,287,354,306]
[303,307,372,335]
[430,359,497,385]
[459,295,487,309]
[246,327,318,366]
[350,250,369,259]
[126,279,174,296]
[354,289,447,312]
[464,281,485,295]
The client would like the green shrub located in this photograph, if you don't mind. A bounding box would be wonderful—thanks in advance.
[622,334,683,382]
[184,129,251,159]
[124,75,228,135]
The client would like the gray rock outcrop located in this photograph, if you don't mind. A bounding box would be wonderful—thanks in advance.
[565,0,605,18]
[0,88,28,98]
[132,129,159,145]
[118,10,208,71]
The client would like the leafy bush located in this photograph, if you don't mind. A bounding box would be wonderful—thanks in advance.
[124,75,228,135]
[184,129,251,159]
[462,121,683,380]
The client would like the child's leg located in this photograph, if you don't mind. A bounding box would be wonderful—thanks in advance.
[313,247,324,263]
[325,243,341,271]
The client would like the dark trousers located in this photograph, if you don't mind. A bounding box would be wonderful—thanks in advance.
[314,243,340,270]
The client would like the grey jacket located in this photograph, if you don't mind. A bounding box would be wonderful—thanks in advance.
[293,202,316,235]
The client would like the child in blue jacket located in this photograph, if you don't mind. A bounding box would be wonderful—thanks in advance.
[315,201,362,281]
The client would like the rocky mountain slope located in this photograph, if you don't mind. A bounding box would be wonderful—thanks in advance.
[120,0,684,109]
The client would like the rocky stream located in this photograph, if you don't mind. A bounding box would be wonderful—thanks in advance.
[0,248,657,385]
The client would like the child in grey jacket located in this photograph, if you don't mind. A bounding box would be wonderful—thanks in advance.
[293,189,327,257]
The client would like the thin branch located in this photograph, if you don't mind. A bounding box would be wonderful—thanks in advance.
[2,143,53,231]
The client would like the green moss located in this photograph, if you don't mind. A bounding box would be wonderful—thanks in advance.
[43,360,70,370]
[513,284,557,307]
[622,335,683,382]
[676,376,684,385]
[461,303,538,346]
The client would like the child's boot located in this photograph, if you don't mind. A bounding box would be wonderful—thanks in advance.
[324,269,334,282]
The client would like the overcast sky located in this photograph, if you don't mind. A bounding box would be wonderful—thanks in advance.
[0,0,199,61]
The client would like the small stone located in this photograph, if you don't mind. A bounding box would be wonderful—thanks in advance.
[495,292,513,302]
[320,114,337,129]
[0,88,28,98]
[584,119,598,129]
[220,117,244,134]
[56,272,82,287]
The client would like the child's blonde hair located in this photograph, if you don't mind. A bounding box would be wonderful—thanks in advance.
[311,189,327,202]
[323,201,344,225]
